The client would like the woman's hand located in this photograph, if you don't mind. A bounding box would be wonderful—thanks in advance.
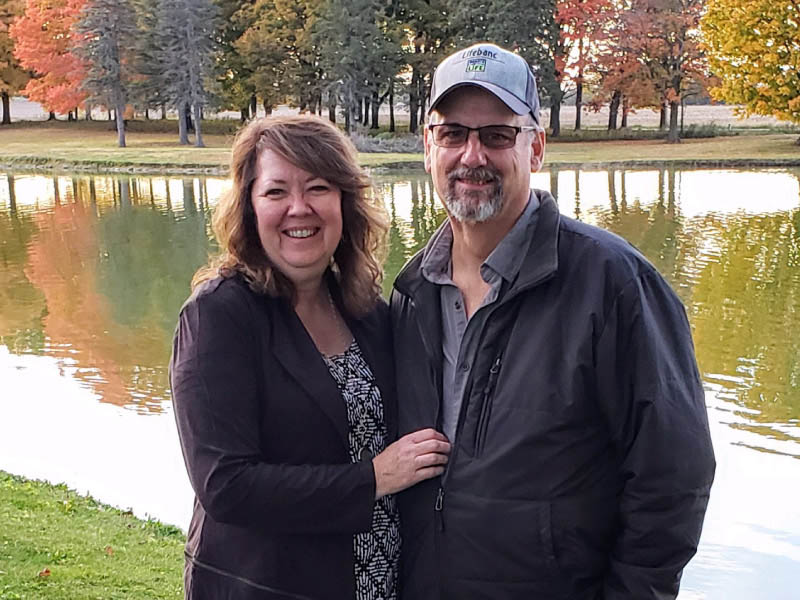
[373,428,451,499]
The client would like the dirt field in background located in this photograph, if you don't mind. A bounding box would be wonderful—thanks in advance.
[5,97,794,129]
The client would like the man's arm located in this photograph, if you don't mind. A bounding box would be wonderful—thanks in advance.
[595,269,716,599]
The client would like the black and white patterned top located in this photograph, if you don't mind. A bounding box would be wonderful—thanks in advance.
[323,340,401,600]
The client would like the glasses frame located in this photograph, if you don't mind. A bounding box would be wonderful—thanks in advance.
[427,123,538,149]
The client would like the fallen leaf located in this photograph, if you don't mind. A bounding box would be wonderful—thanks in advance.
[104,545,114,556]
[37,568,51,578]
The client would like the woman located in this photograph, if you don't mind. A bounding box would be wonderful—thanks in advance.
[170,115,449,600]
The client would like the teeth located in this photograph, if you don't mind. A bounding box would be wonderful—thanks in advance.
[286,228,316,239]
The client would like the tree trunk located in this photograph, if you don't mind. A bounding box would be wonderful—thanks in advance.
[549,167,559,202]
[680,97,685,133]
[161,103,167,119]
[145,107,150,120]
[409,66,420,134]
[49,111,57,121]
[263,100,273,116]
[115,102,127,147]
[371,91,380,129]
[178,104,189,145]
[607,91,621,130]
[575,39,583,131]
[250,95,257,118]
[1,92,10,124]
[328,96,336,123]
[193,104,205,148]
[659,103,667,129]
[184,103,194,132]
[85,104,92,120]
[240,106,249,122]
[389,86,395,133]
[549,102,561,137]
[108,109,113,121]
[667,101,680,143]
[344,103,352,134]
[621,96,629,128]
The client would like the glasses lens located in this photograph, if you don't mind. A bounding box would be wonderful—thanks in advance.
[479,126,517,149]
[433,125,468,147]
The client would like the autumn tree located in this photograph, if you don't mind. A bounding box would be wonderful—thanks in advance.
[153,0,219,146]
[702,0,800,143]
[9,0,88,117]
[1,0,29,124]
[557,0,614,130]
[74,0,137,146]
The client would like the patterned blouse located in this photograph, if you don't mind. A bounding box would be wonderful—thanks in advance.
[323,340,401,600]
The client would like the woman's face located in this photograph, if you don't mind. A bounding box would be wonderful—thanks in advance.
[250,149,343,289]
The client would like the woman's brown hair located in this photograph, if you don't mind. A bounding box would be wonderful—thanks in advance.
[193,115,388,317]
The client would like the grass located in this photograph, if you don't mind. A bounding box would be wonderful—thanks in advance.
[1,119,799,175]
[0,470,184,600]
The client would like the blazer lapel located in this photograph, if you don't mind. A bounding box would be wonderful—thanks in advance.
[269,299,350,451]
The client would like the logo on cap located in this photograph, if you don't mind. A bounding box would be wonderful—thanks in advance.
[466,59,486,72]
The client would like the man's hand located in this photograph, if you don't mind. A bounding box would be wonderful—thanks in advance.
[373,428,450,499]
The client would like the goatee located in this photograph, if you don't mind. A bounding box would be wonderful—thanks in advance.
[444,166,504,223]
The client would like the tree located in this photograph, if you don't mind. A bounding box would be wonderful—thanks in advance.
[154,0,219,146]
[9,0,88,116]
[314,0,401,133]
[556,0,614,130]
[702,0,800,143]
[213,0,257,120]
[1,0,29,124]
[73,0,137,146]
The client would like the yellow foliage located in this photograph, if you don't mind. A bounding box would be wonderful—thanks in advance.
[702,0,800,124]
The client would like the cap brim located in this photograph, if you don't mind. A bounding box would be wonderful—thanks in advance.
[428,81,531,117]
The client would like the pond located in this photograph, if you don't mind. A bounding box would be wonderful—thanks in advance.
[1,167,798,599]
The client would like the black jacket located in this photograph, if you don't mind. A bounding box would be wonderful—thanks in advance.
[390,191,715,600]
[170,274,396,600]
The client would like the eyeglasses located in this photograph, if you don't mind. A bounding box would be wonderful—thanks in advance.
[427,123,537,149]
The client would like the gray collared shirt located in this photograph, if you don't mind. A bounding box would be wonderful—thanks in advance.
[421,192,540,442]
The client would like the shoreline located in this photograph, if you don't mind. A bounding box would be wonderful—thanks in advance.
[3,156,800,177]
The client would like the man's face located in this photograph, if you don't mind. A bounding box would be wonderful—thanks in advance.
[424,86,545,224]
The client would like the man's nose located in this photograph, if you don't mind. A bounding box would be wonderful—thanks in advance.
[460,130,488,168]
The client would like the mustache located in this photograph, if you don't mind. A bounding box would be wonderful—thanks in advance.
[447,166,500,184]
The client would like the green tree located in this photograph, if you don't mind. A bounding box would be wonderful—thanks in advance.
[0,0,29,124]
[154,0,219,146]
[73,0,137,146]
[702,0,800,143]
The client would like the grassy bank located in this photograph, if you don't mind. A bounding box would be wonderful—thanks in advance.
[1,120,799,175]
[0,470,183,599]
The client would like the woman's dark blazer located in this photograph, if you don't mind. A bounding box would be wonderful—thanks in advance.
[169,274,397,600]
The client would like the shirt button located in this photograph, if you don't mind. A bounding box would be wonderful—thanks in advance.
[460,362,470,372]
[455,301,461,309]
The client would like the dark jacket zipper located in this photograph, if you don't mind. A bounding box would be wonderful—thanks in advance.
[475,355,502,456]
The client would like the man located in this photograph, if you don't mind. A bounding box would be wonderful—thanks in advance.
[390,43,716,599]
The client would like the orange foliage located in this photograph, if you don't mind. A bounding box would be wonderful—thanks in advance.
[9,0,88,113]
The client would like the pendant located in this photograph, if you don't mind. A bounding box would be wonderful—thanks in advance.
[360,448,373,462]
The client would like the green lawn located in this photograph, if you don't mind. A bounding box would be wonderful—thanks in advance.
[0,471,184,600]
[1,121,799,174]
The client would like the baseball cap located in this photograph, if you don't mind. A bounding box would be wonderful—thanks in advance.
[428,43,540,125]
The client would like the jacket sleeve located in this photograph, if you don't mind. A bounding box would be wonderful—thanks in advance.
[595,269,716,599]
[169,287,376,535]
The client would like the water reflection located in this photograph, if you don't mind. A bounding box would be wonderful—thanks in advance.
[1,168,799,428]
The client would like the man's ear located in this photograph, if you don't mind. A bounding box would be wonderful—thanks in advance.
[423,123,433,174]
[530,128,546,173]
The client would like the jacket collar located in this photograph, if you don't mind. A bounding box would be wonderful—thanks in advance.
[394,188,561,302]
[269,297,350,450]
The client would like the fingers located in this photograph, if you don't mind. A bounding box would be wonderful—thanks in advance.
[414,451,448,469]
[407,428,449,444]
[415,465,446,481]
[413,439,451,456]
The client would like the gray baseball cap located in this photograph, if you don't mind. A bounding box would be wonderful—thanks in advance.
[428,43,540,125]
